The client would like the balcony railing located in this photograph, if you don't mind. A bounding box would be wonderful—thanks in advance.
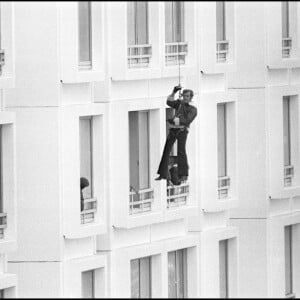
[127,44,152,68]
[218,176,230,199]
[129,187,154,215]
[167,181,189,208]
[282,37,292,58]
[0,49,5,76]
[0,213,7,239]
[165,42,188,66]
[284,165,294,187]
[216,40,229,63]
[81,198,97,224]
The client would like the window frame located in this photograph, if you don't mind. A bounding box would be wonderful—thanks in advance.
[219,239,229,298]
[130,256,152,298]
[78,1,93,69]
[81,269,95,298]
[168,248,188,298]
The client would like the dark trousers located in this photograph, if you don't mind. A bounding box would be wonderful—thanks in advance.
[157,128,189,178]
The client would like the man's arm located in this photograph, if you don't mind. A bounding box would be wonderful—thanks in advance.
[179,107,198,127]
[167,86,181,109]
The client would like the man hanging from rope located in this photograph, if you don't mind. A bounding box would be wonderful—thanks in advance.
[155,85,197,183]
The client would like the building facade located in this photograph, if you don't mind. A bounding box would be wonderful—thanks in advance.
[0,1,299,298]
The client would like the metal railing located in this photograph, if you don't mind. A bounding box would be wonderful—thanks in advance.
[165,42,188,66]
[282,37,292,58]
[284,165,294,187]
[167,181,189,208]
[81,198,97,224]
[0,213,7,239]
[216,40,229,63]
[79,60,92,70]
[129,186,154,215]
[218,176,230,199]
[127,44,152,68]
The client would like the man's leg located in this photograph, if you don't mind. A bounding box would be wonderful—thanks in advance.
[177,129,189,178]
[157,129,177,179]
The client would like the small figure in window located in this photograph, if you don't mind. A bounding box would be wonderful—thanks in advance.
[80,177,89,211]
[155,86,197,183]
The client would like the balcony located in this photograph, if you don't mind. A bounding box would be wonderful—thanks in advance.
[284,165,294,187]
[167,181,189,208]
[129,187,154,215]
[81,198,97,224]
[0,213,7,238]
[127,44,152,68]
[165,42,188,66]
[282,38,292,58]
[216,40,229,63]
[218,176,230,199]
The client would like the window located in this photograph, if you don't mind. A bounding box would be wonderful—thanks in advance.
[165,2,187,65]
[283,97,294,186]
[0,126,6,238]
[0,125,2,214]
[216,2,229,62]
[168,249,187,298]
[131,256,152,298]
[219,240,229,298]
[127,2,151,67]
[82,270,95,298]
[0,3,5,75]
[78,2,92,68]
[129,111,153,214]
[285,226,293,297]
[282,2,292,58]
[217,103,230,198]
[79,117,97,223]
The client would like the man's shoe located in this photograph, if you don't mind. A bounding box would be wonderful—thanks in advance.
[155,176,165,181]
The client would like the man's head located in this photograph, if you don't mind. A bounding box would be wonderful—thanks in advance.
[182,89,194,104]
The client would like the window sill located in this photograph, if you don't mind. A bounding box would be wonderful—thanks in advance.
[61,69,105,84]
[202,197,238,213]
[269,185,300,200]
[161,63,197,79]
[200,62,236,75]
[113,211,163,229]
[267,58,300,70]
[111,67,161,81]
[164,205,198,222]
[64,220,106,239]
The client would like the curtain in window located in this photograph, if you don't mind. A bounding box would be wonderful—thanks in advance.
[216,1,226,41]
[168,249,187,298]
[80,117,93,199]
[282,2,290,38]
[78,2,92,64]
[165,2,185,43]
[217,104,227,178]
[283,97,291,166]
[82,270,95,298]
[131,257,151,298]
[219,240,229,298]
[127,2,148,45]
[129,111,150,191]
[285,226,293,296]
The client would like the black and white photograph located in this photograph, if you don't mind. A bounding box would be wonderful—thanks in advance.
[0,0,298,298]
